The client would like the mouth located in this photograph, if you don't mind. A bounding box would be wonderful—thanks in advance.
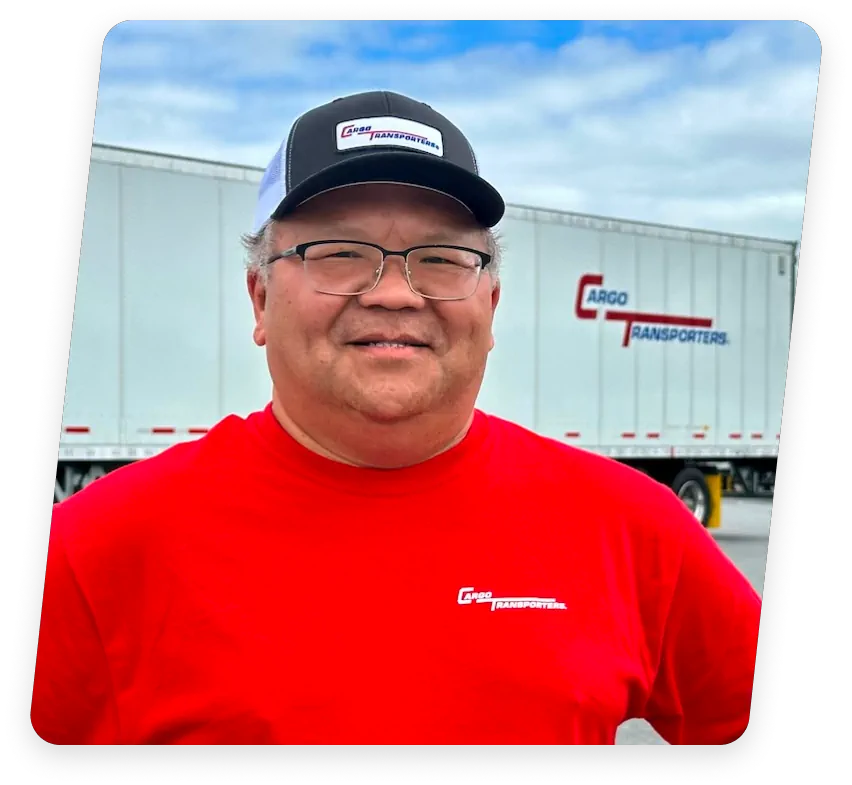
[345,335,433,359]
[347,335,432,349]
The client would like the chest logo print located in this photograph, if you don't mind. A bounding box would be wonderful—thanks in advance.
[457,586,567,612]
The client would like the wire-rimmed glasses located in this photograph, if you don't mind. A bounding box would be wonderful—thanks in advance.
[265,240,492,301]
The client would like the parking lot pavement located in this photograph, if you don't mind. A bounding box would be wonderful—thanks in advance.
[712,497,774,540]
[615,497,772,745]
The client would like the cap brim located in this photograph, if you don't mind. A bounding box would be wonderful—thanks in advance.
[269,151,505,228]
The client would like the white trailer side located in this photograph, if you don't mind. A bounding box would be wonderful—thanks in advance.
[59,145,270,475]
[56,144,796,522]
[474,206,795,520]
[478,206,794,460]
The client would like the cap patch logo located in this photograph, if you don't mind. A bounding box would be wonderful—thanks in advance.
[336,116,444,157]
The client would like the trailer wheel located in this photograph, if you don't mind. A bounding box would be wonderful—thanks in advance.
[672,468,712,527]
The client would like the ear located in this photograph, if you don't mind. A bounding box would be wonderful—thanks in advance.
[488,280,501,351]
[247,269,268,347]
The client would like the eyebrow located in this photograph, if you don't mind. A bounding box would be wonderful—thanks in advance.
[312,224,481,247]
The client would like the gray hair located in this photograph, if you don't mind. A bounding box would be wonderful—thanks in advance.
[242,222,503,287]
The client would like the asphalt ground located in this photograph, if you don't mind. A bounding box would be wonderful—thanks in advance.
[615,497,773,744]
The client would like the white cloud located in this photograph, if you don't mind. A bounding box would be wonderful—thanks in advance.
[98,83,237,114]
[92,21,820,242]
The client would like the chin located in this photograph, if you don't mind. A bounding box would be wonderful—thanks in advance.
[344,385,436,423]
[352,397,428,423]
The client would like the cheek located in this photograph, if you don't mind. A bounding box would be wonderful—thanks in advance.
[438,301,496,353]
[266,287,344,352]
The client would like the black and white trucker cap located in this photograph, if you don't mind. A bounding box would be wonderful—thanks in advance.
[252,90,505,232]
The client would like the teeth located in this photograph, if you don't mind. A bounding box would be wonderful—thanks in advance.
[368,342,410,348]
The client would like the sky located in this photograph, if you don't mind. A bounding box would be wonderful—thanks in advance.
[93,20,821,242]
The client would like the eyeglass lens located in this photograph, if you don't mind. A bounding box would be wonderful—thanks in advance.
[301,242,483,299]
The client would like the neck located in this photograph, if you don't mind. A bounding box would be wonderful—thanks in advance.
[270,389,476,469]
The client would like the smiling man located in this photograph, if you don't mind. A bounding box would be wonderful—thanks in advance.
[31,90,762,746]
[246,182,500,469]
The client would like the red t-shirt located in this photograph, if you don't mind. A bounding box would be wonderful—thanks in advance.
[31,405,761,744]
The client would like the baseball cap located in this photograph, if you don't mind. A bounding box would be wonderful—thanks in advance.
[253,90,505,232]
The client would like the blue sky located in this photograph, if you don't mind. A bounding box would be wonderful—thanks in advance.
[94,21,821,241]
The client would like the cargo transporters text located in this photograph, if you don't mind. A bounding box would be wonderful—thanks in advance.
[56,145,797,527]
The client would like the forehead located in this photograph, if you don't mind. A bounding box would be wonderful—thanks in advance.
[271,184,485,246]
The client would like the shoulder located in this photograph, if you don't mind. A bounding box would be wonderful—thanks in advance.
[478,415,753,605]
[482,411,675,506]
[479,410,697,549]
[51,411,255,549]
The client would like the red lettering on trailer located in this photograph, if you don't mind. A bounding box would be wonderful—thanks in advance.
[188,428,209,434]
[751,433,763,439]
[64,426,90,434]
[693,433,706,439]
[564,432,581,438]
[647,432,660,439]
[574,273,717,346]
[606,311,714,347]
[574,274,604,320]
[621,432,636,439]
[151,427,176,434]
[729,433,742,439]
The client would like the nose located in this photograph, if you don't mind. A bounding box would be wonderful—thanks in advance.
[356,254,425,310]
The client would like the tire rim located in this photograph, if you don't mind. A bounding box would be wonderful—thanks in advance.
[678,480,707,523]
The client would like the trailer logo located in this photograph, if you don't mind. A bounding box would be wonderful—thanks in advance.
[575,274,729,348]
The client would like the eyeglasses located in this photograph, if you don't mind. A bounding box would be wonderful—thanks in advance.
[265,240,493,301]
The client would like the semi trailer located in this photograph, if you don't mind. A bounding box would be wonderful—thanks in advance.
[55,143,797,526]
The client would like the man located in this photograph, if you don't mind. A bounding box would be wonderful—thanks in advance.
[31,90,761,745]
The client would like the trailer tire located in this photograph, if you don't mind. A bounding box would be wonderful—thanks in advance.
[672,467,712,527]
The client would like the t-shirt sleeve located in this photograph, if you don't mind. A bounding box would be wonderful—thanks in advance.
[640,500,763,745]
[31,505,121,744]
